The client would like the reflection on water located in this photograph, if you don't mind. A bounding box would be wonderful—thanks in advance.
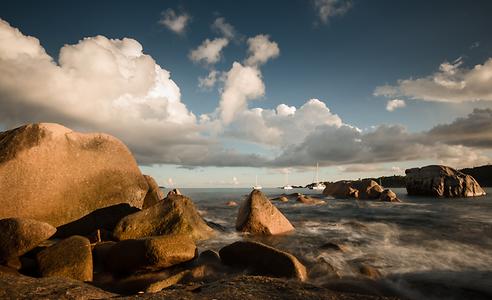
[165,187,492,299]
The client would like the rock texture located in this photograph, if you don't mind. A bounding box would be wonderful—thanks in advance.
[105,235,197,274]
[0,273,115,299]
[236,190,294,235]
[351,180,384,199]
[0,218,56,263]
[219,241,307,281]
[405,165,486,197]
[142,175,164,209]
[36,235,93,281]
[323,181,359,198]
[0,123,148,227]
[113,194,215,241]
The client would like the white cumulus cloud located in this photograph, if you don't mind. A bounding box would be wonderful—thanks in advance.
[158,9,190,35]
[386,99,406,111]
[211,17,237,40]
[244,34,280,67]
[314,0,353,24]
[189,38,229,65]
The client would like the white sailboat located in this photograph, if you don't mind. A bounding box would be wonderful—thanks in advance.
[310,162,326,190]
[281,172,293,190]
[252,175,262,190]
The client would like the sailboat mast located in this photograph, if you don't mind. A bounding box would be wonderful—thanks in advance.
[316,162,319,183]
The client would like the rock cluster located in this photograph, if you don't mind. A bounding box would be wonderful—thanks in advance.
[323,179,401,202]
[405,165,486,197]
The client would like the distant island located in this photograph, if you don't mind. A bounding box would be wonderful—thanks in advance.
[304,164,492,188]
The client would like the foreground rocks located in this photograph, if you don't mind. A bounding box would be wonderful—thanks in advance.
[113,194,215,241]
[219,241,307,281]
[36,235,93,281]
[0,218,56,263]
[405,165,486,197]
[142,175,164,209]
[323,179,401,202]
[0,123,149,227]
[236,190,294,235]
[105,235,197,274]
[0,273,115,299]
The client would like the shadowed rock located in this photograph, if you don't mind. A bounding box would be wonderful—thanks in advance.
[54,203,140,239]
[219,241,307,281]
[113,194,215,241]
[296,194,326,205]
[0,218,56,263]
[380,189,401,202]
[104,235,197,275]
[236,190,294,235]
[142,175,164,209]
[351,180,384,199]
[323,181,359,198]
[406,165,486,197]
[0,123,148,227]
[36,235,93,281]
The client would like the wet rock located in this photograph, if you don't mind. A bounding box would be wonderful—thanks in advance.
[352,179,384,199]
[357,263,382,279]
[271,196,289,202]
[296,194,326,205]
[236,190,294,235]
[0,218,56,263]
[323,181,359,198]
[36,235,93,281]
[380,189,401,202]
[142,175,165,209]
[309,257,341,279]
[105,235,197,275]
[219,241,307,281]
[54,203,139,239]
[113,193,215,241]
[198,250,221,265]
[320,242,349,252]
[0,123,148,227]
[226,201,238,207]
[406,165,486,197]
[92,241,116,270]
[0,272,115,299]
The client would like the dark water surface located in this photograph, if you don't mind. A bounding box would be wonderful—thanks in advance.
[165,188,492,299]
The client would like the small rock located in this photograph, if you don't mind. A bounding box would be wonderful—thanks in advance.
[358,263,382,279]
[379,189,401,202]
[226,201,238,207]
[219,241,307,281]
[0,218,56,263]
[320,242,349,252]
[236,190,294,235]
[167,189,182,197]
[36,235,93,281]
[309,257,341,279]
[105,235,197,275]
[296,194,326,205]
[271,196,289,202]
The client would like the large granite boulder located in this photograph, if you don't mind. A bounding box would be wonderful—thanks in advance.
[351,179,384,199]
[405,165,486,197]
[142,175,164,209]
[104,235,197,274]
[0,123,148,227]
[36,236,93,281]
[0,218,56,263]
[236,190,294,235]
[324,179,398,201]
[113,194,215,241]
[219,241,307,281]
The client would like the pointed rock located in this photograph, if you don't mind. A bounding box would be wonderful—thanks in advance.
[0,218,56,263]
[142,175,164,209]
[113,194,215,241]
[236,190,294,235]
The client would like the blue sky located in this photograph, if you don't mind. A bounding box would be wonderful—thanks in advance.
[1,0,492,187]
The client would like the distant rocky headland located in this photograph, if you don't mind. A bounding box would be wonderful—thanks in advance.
[0,123,487,299]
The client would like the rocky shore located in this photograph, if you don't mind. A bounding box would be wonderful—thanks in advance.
[0,123,487,299]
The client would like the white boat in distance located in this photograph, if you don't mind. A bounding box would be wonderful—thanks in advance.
[281,172,293,189]
[310,162,326,190]
[252,175,262,190]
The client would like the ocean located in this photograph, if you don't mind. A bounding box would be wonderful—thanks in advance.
[165,187,492,300]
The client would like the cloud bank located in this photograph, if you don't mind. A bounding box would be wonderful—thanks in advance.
[159,9,191,35]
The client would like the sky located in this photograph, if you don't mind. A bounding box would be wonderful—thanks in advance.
[1,0,492,187]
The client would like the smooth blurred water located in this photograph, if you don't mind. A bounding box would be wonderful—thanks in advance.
[163,187,492,299]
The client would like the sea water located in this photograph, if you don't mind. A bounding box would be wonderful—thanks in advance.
[164,187,492,299]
